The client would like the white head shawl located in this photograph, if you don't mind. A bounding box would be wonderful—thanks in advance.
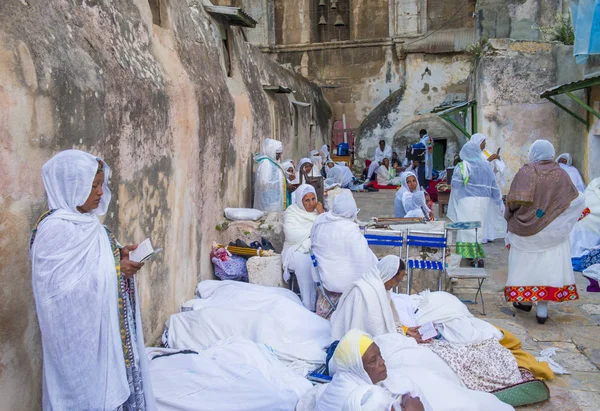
[321,144,330,158]
[281,160,295,178]
[298,157,313,173]
[327,166,345,185]
[457,141,486,182]
[469,133,487,148]
[311,150,324,176]
[263,138,283,160]
[332,191,359,219]
[332,329,375,383]
[42,149,112,215]
[377,256,401,283]
[394,171,425,218]
[294,184,317,211]
[528,139,555,163]
[556,152,572,166]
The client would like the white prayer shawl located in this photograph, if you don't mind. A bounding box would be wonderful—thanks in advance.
[571,177,600,257]
[254,139,286,212]
[148,338,312,411]
[375,334,514,411]
[316,330,421,411]
[556,153,586,192]
[373,144,392,163]
[330,268,397,341]
[282,185,319,281]
[394,171,430,218]
[311,150,325,177]
[311,193,378,293]
[448,142,506,242]
[470,133,507,188]
[419,134,434,180]
[342,386,400,411]
[170,280,331,367]
[406,291,503,344]
[321,144,330,161]
[375,165,400,186]
[336,162,355,187]
[30,150,155,410]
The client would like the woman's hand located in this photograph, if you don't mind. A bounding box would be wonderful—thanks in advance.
[487,154,499,162]
[401,395,425,411]
[120,244,144,278]
[406,326,431,344]
[315,202,325,214]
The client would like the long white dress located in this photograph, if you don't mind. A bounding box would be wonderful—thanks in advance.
[505,193,585,302]
[448,143,506,257]
[282,184,319,311]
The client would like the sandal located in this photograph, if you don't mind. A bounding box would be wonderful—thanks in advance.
[513,302,533,312]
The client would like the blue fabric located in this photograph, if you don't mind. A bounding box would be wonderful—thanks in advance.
[572,0,600,63]
[325,341,340,375]
[408,259,444,270]
[572,248,600,271]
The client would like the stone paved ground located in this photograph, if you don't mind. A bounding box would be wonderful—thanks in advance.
[353,190,600,410]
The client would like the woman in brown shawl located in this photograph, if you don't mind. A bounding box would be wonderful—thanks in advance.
[504,140,584,324]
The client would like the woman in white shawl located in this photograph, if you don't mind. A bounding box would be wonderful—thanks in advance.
[29,150,156,410]
[316,329,426,411]
[282,184,324,310]
[311,149,325,177]
[570,177,600,265]
[448,141,506,259]
[470,133,507,188]
[254,138,287,212]
[394,171,433,219]
[311,191,378,295]
[331,256,529,393]
[375,158,402,186]
[505,140,584,324]
[556,153,586,192]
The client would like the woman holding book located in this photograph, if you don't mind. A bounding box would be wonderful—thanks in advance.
[30,150,156,410]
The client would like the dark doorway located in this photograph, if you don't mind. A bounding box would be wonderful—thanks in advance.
[433,139,447,171]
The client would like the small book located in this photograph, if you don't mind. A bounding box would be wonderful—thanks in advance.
[129,238,163,263]
[418,321,438,341]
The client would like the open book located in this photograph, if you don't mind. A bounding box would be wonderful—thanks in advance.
[129,238,163,263]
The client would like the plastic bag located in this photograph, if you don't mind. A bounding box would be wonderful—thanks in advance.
[224,208,264,221]
[212,255,248,282]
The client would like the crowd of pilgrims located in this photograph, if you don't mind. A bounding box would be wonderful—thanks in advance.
[28,132,599,410]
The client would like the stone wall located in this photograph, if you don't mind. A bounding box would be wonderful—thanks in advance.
[0,0,331,408]
[471,39,587,191]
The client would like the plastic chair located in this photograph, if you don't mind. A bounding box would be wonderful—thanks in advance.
[445,221,488,315]
[405,229,447,294]
[310,253,338,319]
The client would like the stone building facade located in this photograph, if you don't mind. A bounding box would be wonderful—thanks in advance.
[0,0,331,408]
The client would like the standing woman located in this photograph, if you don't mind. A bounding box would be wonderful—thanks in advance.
[505,140,584,324]
[282,184,324,310]
[30,150,156,410]
[254,138,287,212]
[556,153,586,192]
[448,141,506,260]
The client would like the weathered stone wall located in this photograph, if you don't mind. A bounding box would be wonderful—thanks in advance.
[0,1,330,408]
[476,0,570,41]
[472,39,587,191]
[355,53,471,165]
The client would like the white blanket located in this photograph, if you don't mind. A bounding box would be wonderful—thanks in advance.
[406,291,503,344]
[148,338,312,411]
[330,268,396,341]
[311,213,378,293]
[375,334,514,411]
[167,281,331,368]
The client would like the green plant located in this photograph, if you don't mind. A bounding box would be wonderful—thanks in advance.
[466,38,488,67]
[243,231,251,235]
[534,13,575,45]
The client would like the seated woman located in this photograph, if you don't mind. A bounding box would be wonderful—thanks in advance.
[331,256,552,391]
[556,153,586,192]
[311,192,378,317]
[315,329,426,411]
[282,184,324,311]
[298,157,314,181]
[448,141,506,260]
[376,158,402,186]
[394,171,433,220]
